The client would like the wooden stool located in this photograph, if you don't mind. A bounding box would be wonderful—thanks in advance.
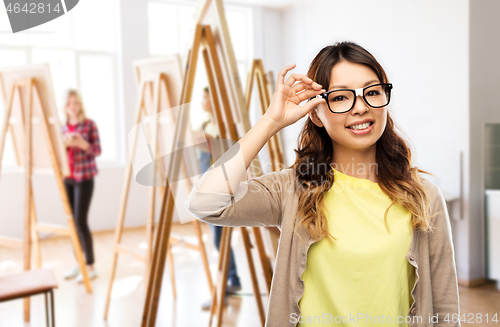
[0,269,58,327]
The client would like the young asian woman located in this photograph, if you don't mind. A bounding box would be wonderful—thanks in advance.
[185,42,460,327]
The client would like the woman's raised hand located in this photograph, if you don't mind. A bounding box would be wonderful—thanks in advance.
[264,63,325,130]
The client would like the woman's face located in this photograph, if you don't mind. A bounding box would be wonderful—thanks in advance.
[65,94,81,118]
[309,61,387,151]
[201,90,212,113]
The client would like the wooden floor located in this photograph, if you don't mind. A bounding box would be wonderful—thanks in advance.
[0,223,269,327]
[0,223,499,327]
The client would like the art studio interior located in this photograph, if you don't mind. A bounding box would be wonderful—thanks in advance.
[0,0,499,326]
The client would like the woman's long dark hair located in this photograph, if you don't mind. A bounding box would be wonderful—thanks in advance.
[290,41,435,243]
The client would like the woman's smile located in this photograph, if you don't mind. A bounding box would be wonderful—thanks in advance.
[345,118,375,135]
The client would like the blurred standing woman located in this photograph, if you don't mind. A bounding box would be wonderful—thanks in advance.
[61,89,101,283]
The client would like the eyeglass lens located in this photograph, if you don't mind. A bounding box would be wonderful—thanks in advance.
[327,84,391,113]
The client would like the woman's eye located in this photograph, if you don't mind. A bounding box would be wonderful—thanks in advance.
[366,90,380,97]
[331,96,346,102]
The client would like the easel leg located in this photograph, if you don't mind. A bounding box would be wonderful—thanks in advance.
[23,185,32,322]
[214,226,232,327]
[141,182,175,327]
[252,227,272,294]
[193,220,214,293]
[202,26,267,326]
[244,60,256,112]
[208,227,228,327]
[241,227,265,325]
[209,225,228,327]
[154,185,177,300]
[167,241,176,299]
[145,183,156,284]
[68,217,91,289]
[21,79,33,322]
[207,276,219,327]
[156,186,178,299]
[142,24,203,327]
[145,79,159,279]
[103,161,133,319]
[31,188,42,269]
[104,81,147,319]
[23,80,34,322]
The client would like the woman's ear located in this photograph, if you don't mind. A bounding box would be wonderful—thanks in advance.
[308,107,324,128]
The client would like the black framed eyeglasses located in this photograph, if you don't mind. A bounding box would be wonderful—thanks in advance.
[309,83,393,114]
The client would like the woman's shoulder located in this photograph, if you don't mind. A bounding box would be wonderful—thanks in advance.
[420,175,447,212]
[82,118,98,129]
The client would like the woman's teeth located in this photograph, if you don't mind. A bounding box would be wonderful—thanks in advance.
[348,122,372,130]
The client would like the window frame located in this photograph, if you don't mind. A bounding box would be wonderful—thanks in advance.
[0,0,123,169]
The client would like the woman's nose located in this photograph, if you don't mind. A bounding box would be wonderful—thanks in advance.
[351,94,369,115]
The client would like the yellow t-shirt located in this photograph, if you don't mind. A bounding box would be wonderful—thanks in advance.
[298,167,416,326]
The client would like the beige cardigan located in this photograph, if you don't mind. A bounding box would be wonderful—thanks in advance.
[185,168,461,327]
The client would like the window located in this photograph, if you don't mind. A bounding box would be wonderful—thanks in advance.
[0,0,120,168]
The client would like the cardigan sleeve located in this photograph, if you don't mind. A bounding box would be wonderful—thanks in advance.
[427,184,461,325]
[185,168,293,228]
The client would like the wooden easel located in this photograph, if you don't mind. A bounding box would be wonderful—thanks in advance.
[103,70,214,320]
[245,59,285,171]
[245,59,285,271]
[0,75,92,322]
[140,18,278,326]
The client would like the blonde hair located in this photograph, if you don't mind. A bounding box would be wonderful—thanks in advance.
[64,89,87,123]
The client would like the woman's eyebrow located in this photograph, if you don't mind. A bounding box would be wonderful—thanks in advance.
[329,79,380,90]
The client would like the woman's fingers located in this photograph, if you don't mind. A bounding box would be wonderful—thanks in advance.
[296,88,326,103]
[300,97,324,115]
[291,81,323,93]
[284,73,314,87]
[277,63,296,86]
[273,64,325,124]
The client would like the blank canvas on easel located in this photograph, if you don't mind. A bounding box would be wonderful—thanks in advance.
[0,64,69,176]
[129,55,200,190]
[0,64,93,322]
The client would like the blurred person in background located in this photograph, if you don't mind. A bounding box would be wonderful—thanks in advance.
[61,89,101,283]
